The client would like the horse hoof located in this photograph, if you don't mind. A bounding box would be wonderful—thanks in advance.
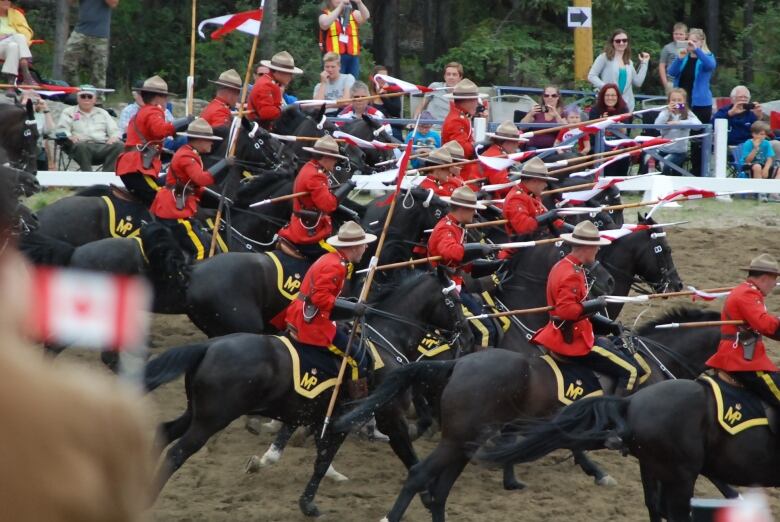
[325,464,349,482]
[420,491,433,510]
[503,478,527,491]
[263,419,282,433]
[244,455,261,474]
[596,475,618,487]
[244,416,263,436]
[299,497,321,517]
[259,444,282,466]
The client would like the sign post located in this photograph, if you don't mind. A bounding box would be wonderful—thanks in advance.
[568,1,593,82]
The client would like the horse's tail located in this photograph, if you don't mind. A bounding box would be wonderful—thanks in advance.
[332,360,457,432]
[140,222,191,300]
[144,342,209,392]
[475,396,629,466]
[17,230,75,266]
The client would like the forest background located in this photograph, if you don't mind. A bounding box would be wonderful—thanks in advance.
[21,0,777,104]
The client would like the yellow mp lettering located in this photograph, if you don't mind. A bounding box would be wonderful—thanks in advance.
[421,337,437,347]
[284,276,302,293]
[300,372,318,390]
[116,219,134,235]
[565,383,584,400]
[724,407,742,425]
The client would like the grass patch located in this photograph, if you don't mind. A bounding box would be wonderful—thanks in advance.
[25,188,73,212]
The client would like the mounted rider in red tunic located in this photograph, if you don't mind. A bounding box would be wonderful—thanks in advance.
[247,51,303,130]
[481,120,527,201]
[200,69,243,130]
[706,253,780,407]
[441,79,486,188]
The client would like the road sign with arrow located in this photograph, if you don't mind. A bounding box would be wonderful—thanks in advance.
[567,6,592,28]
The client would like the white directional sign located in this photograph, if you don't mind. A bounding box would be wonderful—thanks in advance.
[567,6,592,28]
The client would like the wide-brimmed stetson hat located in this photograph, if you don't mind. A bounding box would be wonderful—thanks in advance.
[741,253,780,276]
[140,75,175,96]
[326,220,377,247]
[443,79,487,100]
[261,51,303,75]
[422,147,453,166]
[209,69,243,90]
[302,134,348,160]
[486,120,525,141]
[441,140,465,161]
[441,186,487,210]
[560,220,611,246]
[177,118,223,141]
[513,156,557,182]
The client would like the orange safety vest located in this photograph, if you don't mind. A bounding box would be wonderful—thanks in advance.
[318,9,360,56]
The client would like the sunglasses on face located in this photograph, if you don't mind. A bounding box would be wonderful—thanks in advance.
[79,94,95,99]
[613,38,628,43]
[543,93,559,98]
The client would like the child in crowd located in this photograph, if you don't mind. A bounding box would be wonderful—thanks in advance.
[653,87,701,175]
[739,120,775,180]
[554,106,590,156]
[409,111,441,168]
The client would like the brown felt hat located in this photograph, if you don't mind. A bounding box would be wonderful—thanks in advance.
[443,79,486,100]
[261,51,303,75]
[327,221,377,247]
[177,118,223,141]
[140,75,175,96]
[486,120,524,141]
[209,69,243,90]
[302,134,348,160]
[441,186,487,210]
[741,253,780,276]
[560,220,611,246]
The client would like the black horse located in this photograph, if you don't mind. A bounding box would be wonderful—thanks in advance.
[143,269,473,517]
[0,100,39,176]
[334,308,726,522]
[475,312,757,522]
[340,115,400,169]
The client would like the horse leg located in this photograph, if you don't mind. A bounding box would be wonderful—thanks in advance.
[427,455,470,522]
[707,476,740,499]
[495,426,526,490]
[376,404,419,469]
[639,462,663,522]
[154,409,193,456]
[298,427,348,517]
[409,387,433,441]
[573,450,617,487]
[661,477,696,522]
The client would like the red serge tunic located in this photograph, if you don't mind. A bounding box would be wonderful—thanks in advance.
[247,74,282,127]
[277,160,338,245]
[200,96,233,128]
[481,143,511,199]
[532,254,594,356]
[706,281,780,372]
[285,250,351,346]
[427,212,468,286]
[442,103,479,187]
[116,104,176,177]
[503,182,562,237]
[418,174,465,198]
[150,145,215,220]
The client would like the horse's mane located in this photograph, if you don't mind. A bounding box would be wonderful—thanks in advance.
[140,222,191,292]
[635,307,720,336]
[234,171,294,207]
[368,270,432,305]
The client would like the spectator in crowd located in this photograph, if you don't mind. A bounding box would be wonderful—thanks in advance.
[338,80,384,120]
[21,91,55,170]
[520,85,566,149]
[554,105,590,156]
[313,52,355,116]
[0,1,35,96]
[318,0,370,79]
[658,22,688,93]
[409,110,440,168]
[712,85,765,147]
[369,65,403,140]
[738,121,775,182]
[588,28,650,112]
[668,27,716,176]
[0,173,154,522]
[415,61,463,121]
[200,68,242,130]
[653,87,701,175]
[589,84,630,177]
[63,0,119,90]
[56,84,123,172]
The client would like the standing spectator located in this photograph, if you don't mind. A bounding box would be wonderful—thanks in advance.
[658,22,688,93]
[712,85,764,146]
[55,84,123,172]
[63,0,119,90]
[588,28,650,112]
[0,1,35,96]
[313,52,355,116]
[588,84,630,177]
[520,85,566,149]
[415,62,463,121]
[318,0,370,79]
[668,27,716,175]
[653,87,701,175]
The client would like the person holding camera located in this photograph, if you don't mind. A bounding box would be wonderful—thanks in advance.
[653,87,701,176]
[587,29,650,112]
[713,85,766,147]
[318,0,370,79]
[520,85,565,149]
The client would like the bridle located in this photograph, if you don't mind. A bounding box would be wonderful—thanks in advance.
[15,116,38,174]
[601,229,678,295]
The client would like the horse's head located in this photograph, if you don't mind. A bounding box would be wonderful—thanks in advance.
[237,117,283,171]
[2,101,39,176]
[432,266,475,354]
[583,259,615,297]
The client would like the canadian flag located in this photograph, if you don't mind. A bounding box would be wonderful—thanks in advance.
[198,9,263,40]
[373,74,432,94]
[28,268,152,351]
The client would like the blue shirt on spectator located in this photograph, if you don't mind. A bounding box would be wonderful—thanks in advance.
[409,128,441,168]
[75,0,114,39]
[712,104,759,146]
[738,138,775,166]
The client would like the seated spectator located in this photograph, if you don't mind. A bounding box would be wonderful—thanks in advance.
[554,105,590,156]
[313,51,354,116]
[588,28,650,112]
[415,61,463,121]
[589,84,630,177]
[713,85,766,147]
[653,87,701,175]
[119,80,184,152]
[55,84,123,172]
[0,1,35,96]
[520,85,566,149]
[338,81,385,120]
[738,121,775,181]
[409,110,441,168]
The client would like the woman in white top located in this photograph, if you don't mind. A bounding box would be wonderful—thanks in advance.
[588,29,650,112]
[653,87,701,175]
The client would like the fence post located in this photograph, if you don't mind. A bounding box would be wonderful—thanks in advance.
[473,117,487,142]
[713,119,728,178]
[700,124,713,177]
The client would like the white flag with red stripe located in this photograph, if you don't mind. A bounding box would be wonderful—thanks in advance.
[688,286,731,302]
[373,74,432,94]
[476,145,567,171]
[28,268,151,351]
[661,187,718,201]
[603,136,672,148]
[198,9,263,39]
[560,176,630,204]
[560,113,633,142]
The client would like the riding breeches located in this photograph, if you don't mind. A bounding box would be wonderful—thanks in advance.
[461,291,499,349]
[572,337,638,396]
[733,371,780,409]
[157,218,208,261]
[330,328,371,380]
[121,173,159,207]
